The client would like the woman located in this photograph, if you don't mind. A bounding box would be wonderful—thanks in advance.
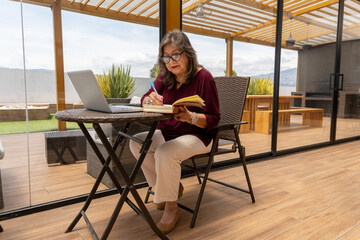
[129,29,220,234]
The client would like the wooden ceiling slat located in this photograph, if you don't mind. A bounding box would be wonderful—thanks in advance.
[222,0,275,17]
[266,0,277,5]
[186,15,248,30]
[316,9,338,18]
[95,0,106,9]
[236,20,277,37]
[82,0,91,6]
[183,14,249,29]
[205,6,260,26]
[284,0,303,8]
[244,22,324,40]
[285,0,319,12]
[116,0,134,13]
[306,12,337,24]
[183,19,234,32]
[182,0,212,14]
[329,5,360,23]
[105,0,119,11]
[183,23,231,39]
[318,7,359,25]
[208,2,265,24]
[345,3,360,15]
[145,8,158,18]
[126,0,147,15]
[292,0,339,16]
[224,0,277,16]
[183,16,242,32]
[189,11,252,27]
[136,0,158,17]
[249,22,307,39]
[183,19,235,33]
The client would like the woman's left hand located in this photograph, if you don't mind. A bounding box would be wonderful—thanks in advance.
[173,106,192,123]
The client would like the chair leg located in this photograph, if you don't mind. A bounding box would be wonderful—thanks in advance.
[191,158,202,184]
[144,187,153,203]
[239,146,255,203]
[190,155,214,228]
[0,224,3,232]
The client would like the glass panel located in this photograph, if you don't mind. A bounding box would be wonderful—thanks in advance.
[0,1,30,212]
[277,3,339,150]
[52,12,158,195]
[233,42,277,156]
[336,0,360,139]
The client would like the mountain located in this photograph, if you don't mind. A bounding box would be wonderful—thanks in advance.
[252,68,297,87]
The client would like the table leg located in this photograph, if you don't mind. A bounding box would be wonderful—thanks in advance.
[94,122,168,240]
[65,123,141,236]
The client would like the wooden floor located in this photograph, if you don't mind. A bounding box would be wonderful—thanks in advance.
[0,140,360,239]
[0,116,360,213]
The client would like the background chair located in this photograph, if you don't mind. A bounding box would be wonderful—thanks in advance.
[145,76,255,228]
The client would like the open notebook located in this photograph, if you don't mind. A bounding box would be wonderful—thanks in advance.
[67,70,143,113]
[143,95,205,114]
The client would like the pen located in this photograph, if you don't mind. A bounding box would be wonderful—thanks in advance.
[150,81,163,105]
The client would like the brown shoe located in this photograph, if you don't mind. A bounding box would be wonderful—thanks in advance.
[156,209,180,234]
[156,183,184,210]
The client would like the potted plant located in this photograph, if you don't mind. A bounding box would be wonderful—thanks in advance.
[97,64,136,104]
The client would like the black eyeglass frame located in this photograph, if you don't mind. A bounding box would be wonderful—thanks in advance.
[161,51,185,64]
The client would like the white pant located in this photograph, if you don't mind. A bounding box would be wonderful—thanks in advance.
[129,130,212,203]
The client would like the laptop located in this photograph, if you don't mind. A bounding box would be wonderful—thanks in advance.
[67,70,143,113]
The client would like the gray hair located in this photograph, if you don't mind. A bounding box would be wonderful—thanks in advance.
[158,29,199,89]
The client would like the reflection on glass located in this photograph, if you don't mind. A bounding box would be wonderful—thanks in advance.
[336,0,360,140]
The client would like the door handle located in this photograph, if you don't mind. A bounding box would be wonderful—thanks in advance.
[330,73,344,90]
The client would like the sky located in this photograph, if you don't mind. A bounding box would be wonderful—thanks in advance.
[0,0,298,78]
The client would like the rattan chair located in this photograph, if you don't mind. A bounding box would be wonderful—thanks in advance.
[145,76,255,228]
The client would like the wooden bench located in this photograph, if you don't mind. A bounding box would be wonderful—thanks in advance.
[255,108,324,134]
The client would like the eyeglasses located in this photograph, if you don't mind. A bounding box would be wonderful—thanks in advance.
[161,52,184,64]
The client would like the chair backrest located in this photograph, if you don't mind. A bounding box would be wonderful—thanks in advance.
[214,76,250,141]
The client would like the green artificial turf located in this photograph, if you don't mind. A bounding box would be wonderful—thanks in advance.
[0,114,92,135]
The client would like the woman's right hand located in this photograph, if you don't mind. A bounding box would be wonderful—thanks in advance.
[144,92,163,105]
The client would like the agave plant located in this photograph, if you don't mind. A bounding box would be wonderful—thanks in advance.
[97,64,136,98]
[247,77,274,95]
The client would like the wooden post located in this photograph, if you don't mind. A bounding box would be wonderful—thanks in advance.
[166,0,181,33]
[52,0,66,131]
[226,38,233,76]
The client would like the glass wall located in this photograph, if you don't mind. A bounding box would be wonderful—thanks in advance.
[0,1,160,214]
[336,0,360,140]
[277,5,339,150]
[232,42,278,156]
[0,0,30,212]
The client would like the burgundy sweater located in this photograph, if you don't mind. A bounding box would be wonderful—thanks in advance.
[141,68,220,146]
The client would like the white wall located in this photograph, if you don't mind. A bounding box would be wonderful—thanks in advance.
[0,67,151,103]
